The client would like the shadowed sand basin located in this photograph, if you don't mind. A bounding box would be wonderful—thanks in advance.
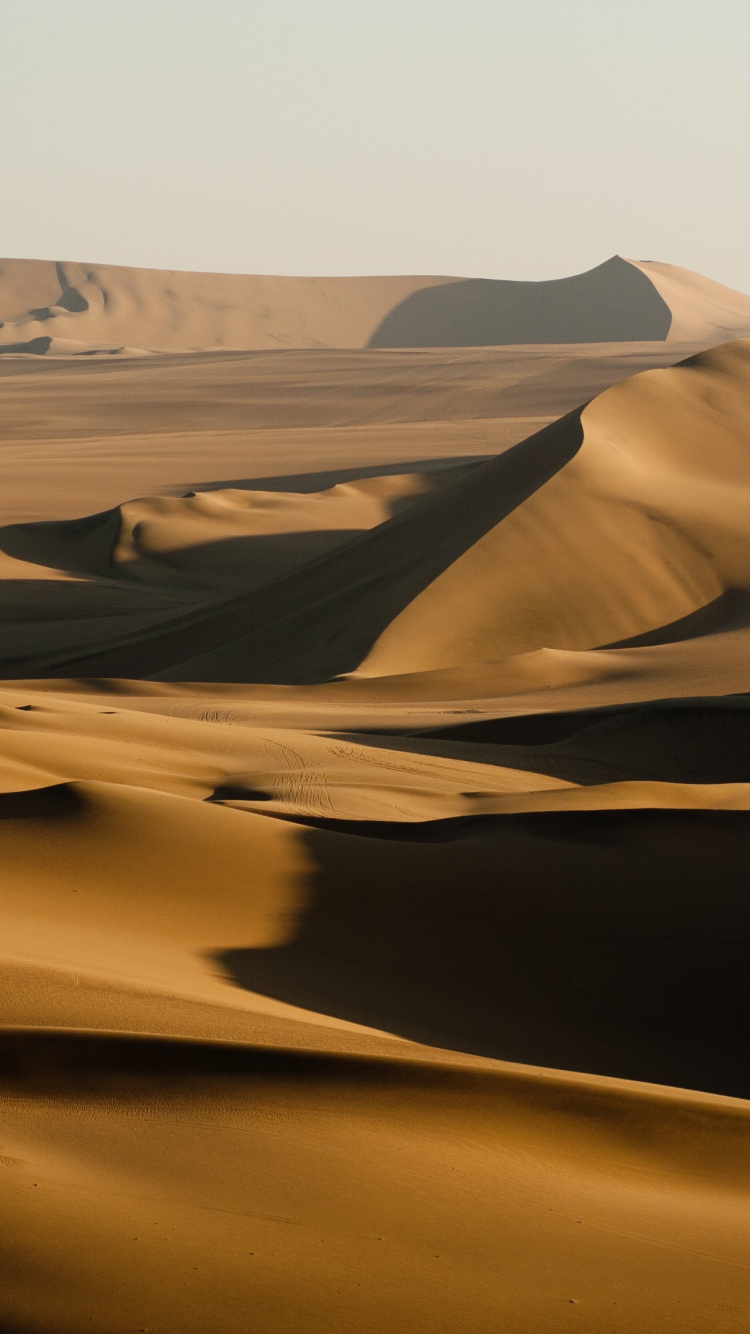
[1,262,750,1332]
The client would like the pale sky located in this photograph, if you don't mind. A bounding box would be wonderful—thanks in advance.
[2,0,749,291]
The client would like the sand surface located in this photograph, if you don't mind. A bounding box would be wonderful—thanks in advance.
[1,261,749,1332]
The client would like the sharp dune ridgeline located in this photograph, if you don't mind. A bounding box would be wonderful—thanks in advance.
[1,258,750,1333]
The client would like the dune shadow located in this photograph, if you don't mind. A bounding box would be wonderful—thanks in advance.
[0,574,197,679]
[126,530,370,589]
[0,576,174,615]
[368,258,672,348]
[0,1028,455,1099]
[0,509,123,580]
[0,785,81,820]
[596,588,750,649]
[0,523,369,593]
[400,694,750,786]
[0,335,52,356]
[171,455,491,497]
[215,809,750,1098]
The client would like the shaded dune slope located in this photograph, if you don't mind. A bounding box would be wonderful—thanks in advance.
[220,807,750,1097]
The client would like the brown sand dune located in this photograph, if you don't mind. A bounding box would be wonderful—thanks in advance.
[2,469,475,595]
[2,270,750,1332]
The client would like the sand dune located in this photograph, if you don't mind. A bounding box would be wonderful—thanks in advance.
[2,263,750,1332]
[3,253,750,354]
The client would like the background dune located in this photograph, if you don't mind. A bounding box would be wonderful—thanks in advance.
[2,261,750,1332]
[3,254,750,355]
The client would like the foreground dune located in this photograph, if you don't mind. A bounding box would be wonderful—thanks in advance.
[3,1032,748,1334]
[1,266,750,1332]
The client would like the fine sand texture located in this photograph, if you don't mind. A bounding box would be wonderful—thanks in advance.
[1,265,750,1333]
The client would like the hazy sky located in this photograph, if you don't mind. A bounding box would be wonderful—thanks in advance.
[3,0,749,290]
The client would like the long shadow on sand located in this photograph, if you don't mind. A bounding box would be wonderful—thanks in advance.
[215,809,750,1099]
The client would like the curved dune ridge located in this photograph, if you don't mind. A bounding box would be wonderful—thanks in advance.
[3,253,750,353]
[1,276,750,1332]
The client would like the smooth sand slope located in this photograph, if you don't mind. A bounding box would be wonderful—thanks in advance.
[1,271,750,1332]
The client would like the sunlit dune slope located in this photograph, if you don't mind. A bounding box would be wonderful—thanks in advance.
[2,254,750,353]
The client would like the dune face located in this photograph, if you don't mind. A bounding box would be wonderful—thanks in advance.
[1,266,750,1334]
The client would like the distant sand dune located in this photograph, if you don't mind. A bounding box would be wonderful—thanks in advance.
[2,253,750,353]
